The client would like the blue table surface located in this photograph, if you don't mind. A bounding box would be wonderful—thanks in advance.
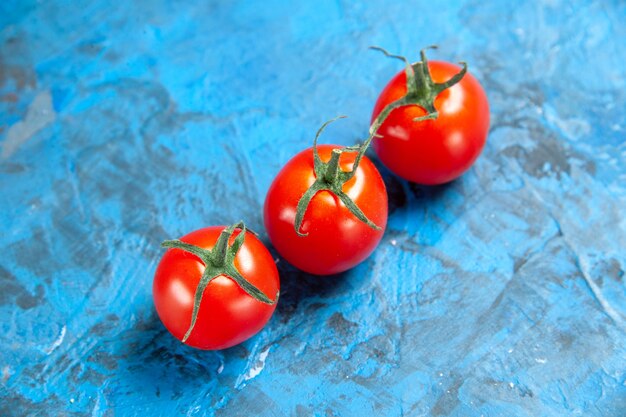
[1,1,626,416]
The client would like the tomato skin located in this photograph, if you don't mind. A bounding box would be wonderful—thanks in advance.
[264,145,388,275]
[371,60,490,185]
[153,227,279,350]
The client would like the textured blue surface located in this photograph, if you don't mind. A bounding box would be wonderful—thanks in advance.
[1,1,626,416]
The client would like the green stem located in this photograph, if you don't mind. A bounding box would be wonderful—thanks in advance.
[369,96,408,135]
[210,223,238,266]
[323,150,343,184]
[293,117,382,236]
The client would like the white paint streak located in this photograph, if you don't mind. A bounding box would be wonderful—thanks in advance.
[91,393,101,417]
[46,325,66,354]
[2,366,12,383]
[186,405,201,417]
[245,346,270,380]
[235,346,271,389]
[2,90,56,159]
[578,257,626,330]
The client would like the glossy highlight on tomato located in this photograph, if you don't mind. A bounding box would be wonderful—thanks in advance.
[371,60,490,185]
[153,226,279,350]
[264,144,388,275]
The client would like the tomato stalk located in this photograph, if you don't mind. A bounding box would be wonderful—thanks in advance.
[369,45,467,135]
[294,116,382,236]
[161,222,276,343]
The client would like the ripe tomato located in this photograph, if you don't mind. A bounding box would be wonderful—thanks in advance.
[153,223,279,350]
[370,48,490,185]
[264,120,388,275]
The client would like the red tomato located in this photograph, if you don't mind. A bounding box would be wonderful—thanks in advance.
[153,225,279,350]
[264,144,387,275]
[371,60,490,185]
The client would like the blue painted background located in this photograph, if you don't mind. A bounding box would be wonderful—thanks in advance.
[1,1,625,416]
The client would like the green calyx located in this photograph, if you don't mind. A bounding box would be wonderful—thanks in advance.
[161,221,276,343]
[294,116,382,237]
[369,45,468,135]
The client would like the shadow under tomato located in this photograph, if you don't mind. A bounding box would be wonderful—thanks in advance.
[269,249,352,325]
[370,152,455,219]
[117,309,227,400]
